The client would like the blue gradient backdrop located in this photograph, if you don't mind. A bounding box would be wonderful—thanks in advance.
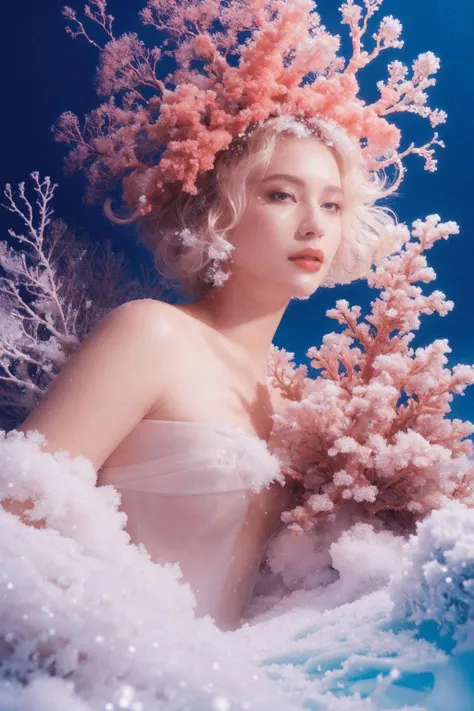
[1,0,472,431]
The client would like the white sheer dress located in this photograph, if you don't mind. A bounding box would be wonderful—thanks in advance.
[98,419,287,630]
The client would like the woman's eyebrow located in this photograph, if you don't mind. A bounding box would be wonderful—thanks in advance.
[261,173,344,196]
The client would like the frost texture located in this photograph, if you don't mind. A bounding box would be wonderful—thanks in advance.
[267,214,474,534]
[215,424,285,491]
[2,433,474,709]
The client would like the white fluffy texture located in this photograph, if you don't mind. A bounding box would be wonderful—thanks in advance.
[215,425,285,491]
[389,501,474,649]
[2,432,474,710]
[309,493,335,513]
[264,526,336,590]
[0,431,295,711]
[352,485,378,503]
[261,518,403,602]
[334,470,354,486]
[0,429,195,608]
[330,523,405,598]
[262,511,355,591]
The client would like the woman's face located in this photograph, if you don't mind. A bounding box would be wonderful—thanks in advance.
[226,134,344,300]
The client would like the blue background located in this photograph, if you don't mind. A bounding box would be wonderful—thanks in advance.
[1,0,473,431]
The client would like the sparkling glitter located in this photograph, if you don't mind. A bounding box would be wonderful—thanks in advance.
[105,704,114,711]
[445,576,453,583]
[213,697,231,711]
[117,684,135,708]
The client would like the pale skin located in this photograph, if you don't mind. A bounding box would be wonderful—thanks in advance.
[2,134,344,624]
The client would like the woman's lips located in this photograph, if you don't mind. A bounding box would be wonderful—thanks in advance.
[289,257,323,272]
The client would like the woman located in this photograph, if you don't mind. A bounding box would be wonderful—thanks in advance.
[2,2,461,706]
[2,115,396,631]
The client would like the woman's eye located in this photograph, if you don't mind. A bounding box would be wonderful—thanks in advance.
[324,202,342,212]
[269,191,292,202]
[268,193,342,211]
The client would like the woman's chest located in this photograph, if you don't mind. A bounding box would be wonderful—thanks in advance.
[150,348,286,443]
[150,349,295,521]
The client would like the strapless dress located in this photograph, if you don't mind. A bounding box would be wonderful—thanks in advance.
[98,419,285,631]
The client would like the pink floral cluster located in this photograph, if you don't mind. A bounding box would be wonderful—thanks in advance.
[53,0,446,218]
[267,216,474,534]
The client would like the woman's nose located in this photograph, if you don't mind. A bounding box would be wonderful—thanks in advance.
[298,208,324,239]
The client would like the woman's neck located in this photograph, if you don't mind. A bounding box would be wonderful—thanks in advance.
[180,286,289,380]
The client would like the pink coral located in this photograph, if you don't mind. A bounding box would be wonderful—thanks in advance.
[266,215,474,534]
[53,0,446,218]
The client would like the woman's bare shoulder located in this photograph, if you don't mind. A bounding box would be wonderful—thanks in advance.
[122,298,195,331]
[114,298,183,331]
[14,298,187,471]
[110,298,199,350]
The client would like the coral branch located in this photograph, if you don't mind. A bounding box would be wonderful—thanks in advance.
[62,1,114,49]
[0,173,165,430]
[54,0,446,217]
[267,215,474,534]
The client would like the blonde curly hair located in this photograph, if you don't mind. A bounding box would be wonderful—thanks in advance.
[106,114,401,298]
